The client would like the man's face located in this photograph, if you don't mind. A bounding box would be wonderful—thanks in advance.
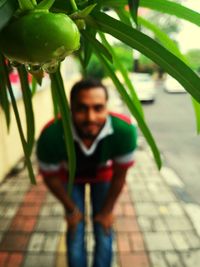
[72,87,108,139]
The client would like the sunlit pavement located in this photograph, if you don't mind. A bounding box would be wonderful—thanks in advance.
[1,142,200,267]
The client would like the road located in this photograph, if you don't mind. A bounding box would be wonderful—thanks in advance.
[142,82,200,204]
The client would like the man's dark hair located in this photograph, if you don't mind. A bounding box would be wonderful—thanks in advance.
[70,78,108,104]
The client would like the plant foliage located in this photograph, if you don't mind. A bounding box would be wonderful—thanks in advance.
[0,0,200,192]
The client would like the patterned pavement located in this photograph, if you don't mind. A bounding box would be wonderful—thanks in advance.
[1,144,200,267]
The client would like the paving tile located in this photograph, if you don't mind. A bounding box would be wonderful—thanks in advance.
[135,203,159,217]
[184,203,200,236]
[10,216,36,232]
[149,252,168,267]
[165,252,184,267]
[43,233,60,252]
[51,203,64,216]
[23,253,55,267]
[0,252,9,267]
[57,234,67,253]
[3,193,25,203]
[23,191,46,203]
[56,253,67,267]
[3,204,19,218]
[36,217,63,232]
[116,233,131,252]
[113,204,123,217]
[118,192,131,204]
[114,217,139,232]
[87,232,95,253]
[27,233,45,252]
[6,253,23,267]
[119,252,150,267]
[0,233,30,251]
[152,217,168,231]
[184,231,200,249]
[123,203,136,216]
[17,203,41,216]
[144,232,174,251]
[170,232,190,251]
[182,250,200,267]
[137,216,152,232]
[163,216,193,231]
[0,219,12,231]
[129,232,146,251]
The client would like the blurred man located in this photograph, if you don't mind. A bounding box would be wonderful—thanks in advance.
[36,79,137,267]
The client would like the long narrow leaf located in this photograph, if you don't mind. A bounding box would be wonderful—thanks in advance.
[50,68,76,196]
[192,98,200,134]
[138,16,200,134]
[2,59,36,184]
[36,0,55,10]
[138,17,187,62]
[0,54,10,130]
[17,65,35,156]
[88,12,200,103]
[140,0,200,27]
[128,0,140,26]
[50,75,60,119]
[99,0,200,27]
[98,31,144,118]
[81,30,113,63]
[83,32,161,169]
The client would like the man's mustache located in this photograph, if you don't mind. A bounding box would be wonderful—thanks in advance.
[81,121,102,127]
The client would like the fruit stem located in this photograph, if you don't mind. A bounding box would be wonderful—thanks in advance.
[70,0,78,12]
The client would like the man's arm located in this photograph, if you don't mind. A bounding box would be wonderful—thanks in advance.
[43,176,83,230]
[43,175,76,213]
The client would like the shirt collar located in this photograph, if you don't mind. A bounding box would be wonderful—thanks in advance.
[71,115,114,156]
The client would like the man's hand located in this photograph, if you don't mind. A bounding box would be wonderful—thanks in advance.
[94,212,114,235]
[66,207,83,233]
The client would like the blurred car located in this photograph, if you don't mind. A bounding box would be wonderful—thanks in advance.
[164,75,186,93]
[129,73,156,103]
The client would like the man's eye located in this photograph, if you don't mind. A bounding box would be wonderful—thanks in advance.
[76,106,87,112]
[94,105,104,112]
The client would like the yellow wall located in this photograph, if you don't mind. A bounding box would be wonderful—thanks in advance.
[0,57,81,182]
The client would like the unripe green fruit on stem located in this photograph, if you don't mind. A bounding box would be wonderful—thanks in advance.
[0,11,80,65]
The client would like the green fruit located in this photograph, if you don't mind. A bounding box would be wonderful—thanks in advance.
[0,11,80,65]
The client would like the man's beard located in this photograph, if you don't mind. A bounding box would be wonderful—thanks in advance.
[75,121,105,140]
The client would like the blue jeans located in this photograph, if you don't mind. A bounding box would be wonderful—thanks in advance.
[66,182,114,267]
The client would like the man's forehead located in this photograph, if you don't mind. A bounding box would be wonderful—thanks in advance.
[75,87,107,102]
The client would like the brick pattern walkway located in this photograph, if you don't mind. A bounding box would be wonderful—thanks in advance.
[1,148,200,267]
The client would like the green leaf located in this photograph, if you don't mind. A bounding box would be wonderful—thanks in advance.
[18,0,35,10]
[140,0,200,27]
[91,48,161,169]
[70,4,97,19]
[192,98,200,135]
[0,0,18,30]
[98,32,144,118]
[82,27,96,68]
[128,0,140,26]
[89,12,200,104]
[17,65,35,156]
[36,0,55,10]
[31,76,37,96]
[50,75,59,119]
[2,58,36,184]
[0,54,10,130]
[50,68,76,196]
[99,0,200,27]
[138,16,187,62]
[81,30,113,63]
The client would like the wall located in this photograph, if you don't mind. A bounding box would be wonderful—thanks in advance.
[0,57,80,182]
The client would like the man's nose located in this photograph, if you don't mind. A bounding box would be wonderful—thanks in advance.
[86,110,96,121]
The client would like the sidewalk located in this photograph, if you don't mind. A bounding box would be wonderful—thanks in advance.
[0,144,200,267]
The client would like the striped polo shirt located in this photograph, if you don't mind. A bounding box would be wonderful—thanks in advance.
[36,112,137,183]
